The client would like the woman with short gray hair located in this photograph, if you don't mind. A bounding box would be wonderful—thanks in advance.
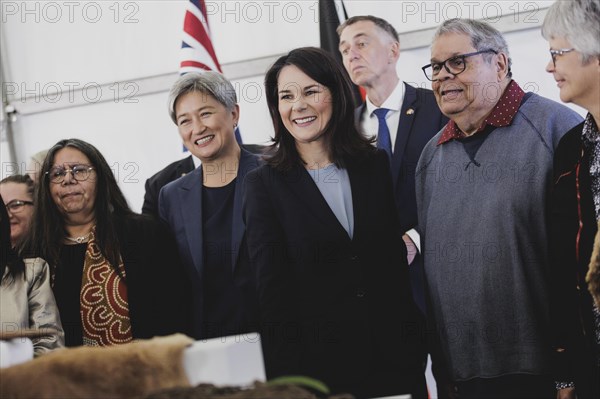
[543,1,600,398]
[167,71,237,124]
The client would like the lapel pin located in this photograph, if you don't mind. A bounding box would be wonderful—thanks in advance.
[406,108,415,115]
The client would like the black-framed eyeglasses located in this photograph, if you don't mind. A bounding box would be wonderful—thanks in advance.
[5,199,34,213]
[46,165,95,184]
[549,48,575,67]
[422,49,498,81]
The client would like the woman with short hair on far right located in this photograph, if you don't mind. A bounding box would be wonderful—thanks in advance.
[542,1,600,398]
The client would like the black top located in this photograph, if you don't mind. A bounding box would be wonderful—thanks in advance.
[459,126,495,165]
[202,179,247,338]
[550,122,600,398]
[54,243,86,347]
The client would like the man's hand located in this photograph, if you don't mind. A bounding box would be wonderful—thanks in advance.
[403,234,417,265]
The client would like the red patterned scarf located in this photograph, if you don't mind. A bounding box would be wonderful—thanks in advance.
[80,228,133,346]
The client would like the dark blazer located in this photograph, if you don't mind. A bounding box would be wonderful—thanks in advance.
[550,122,600,399]
[142,155,195,217]
[243,150,426,398]
[356,82,447,233]
[143,145,266,217]
[116,215,193,340]
[158,148,261,339]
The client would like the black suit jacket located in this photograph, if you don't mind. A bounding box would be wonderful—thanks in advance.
[356,83,448,233]
[142,155,195,217]
[116,215,193,340]
[159,149,261,339]
[243,151,426,398]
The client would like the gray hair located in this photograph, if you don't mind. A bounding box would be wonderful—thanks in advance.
[433,18,512,78]
[337,15,399,42]
[542,0,600,64]
[167,71,237,124]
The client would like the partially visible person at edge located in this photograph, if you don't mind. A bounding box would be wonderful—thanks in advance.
[29,138,192,347]
[416,18,582,399]
[244,47,426,398]
[338,15,448,313]
[0,194,64,355]
[542,0,600,398]
[159,72,260,340]
[26,149,49,184]
[0,174,35,249]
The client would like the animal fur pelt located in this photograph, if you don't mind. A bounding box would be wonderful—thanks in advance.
[144,382,355,399]
[587,222,600,308]
[0,333,193,399]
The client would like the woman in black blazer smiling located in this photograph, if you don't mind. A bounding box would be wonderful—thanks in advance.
[243,47,426,398]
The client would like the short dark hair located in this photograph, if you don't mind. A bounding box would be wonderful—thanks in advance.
[30,139,134,271]
[337,15,399,42]
[263,47,375,171]
[0,174,35,198]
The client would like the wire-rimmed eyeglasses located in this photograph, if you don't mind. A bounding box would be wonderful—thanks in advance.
[5,199,34,213]
[549,48,575,67]
[422,49,498,81]
[46,165,95,184]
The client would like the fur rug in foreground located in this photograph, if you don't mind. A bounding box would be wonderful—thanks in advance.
[0,333,193,399]
[587,222,600,308]
[144,382,354,399]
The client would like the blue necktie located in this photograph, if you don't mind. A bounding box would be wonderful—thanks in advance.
[373,108,392,159]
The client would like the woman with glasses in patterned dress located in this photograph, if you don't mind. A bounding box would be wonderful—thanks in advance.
[0,174,35,249]
[543,1,600,398]
[29,138,192,347]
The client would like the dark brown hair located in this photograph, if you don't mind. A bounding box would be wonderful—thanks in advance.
[30,139,134,272]
[263,47,374,171]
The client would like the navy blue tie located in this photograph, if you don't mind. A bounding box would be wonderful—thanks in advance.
[373,108,392,159]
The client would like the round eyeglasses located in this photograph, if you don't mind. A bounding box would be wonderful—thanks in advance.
[422,49,498,81]
[549,48,575,67]
[5,199,34,213]
[46,165,95,184]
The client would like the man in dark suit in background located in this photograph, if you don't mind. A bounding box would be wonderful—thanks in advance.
[142,154,195,217]
[142,142,263,217]
[338,15,447,313]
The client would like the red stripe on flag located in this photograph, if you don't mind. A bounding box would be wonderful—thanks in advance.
[180,61,213,71]
[183,11,222,72]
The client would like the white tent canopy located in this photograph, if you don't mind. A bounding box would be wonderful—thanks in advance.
[1,0,584,211]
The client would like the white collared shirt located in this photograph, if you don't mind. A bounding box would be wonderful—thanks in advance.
[362,81,405,153]
[361,81,421,252]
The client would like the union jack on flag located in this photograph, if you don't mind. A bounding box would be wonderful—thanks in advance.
[180,0,222,74]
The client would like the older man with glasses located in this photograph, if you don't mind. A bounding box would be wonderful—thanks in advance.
[415,18,582,399]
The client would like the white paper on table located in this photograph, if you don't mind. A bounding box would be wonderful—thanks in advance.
[183,332,265,386]
[0,338,34,368]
